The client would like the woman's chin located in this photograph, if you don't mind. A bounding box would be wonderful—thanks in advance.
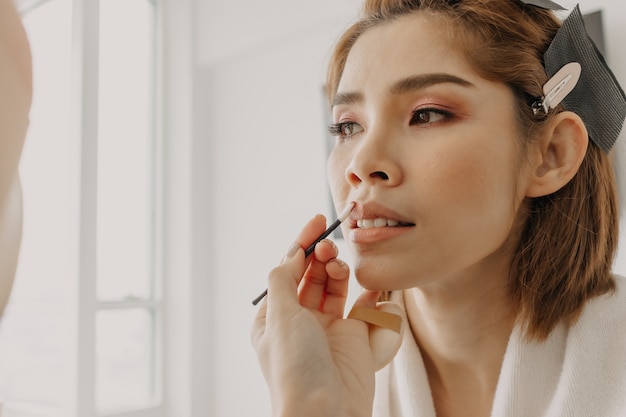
[354,272,400,293]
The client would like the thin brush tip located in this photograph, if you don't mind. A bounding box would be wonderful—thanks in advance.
[338,201,355,223]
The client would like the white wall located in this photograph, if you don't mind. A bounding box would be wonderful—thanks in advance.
[190,1,626,416]
[191,2,362,416]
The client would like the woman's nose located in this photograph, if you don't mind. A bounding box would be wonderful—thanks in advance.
[344,129,401,188]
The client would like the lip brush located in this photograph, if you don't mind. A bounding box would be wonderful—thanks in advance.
[251,202,355,306]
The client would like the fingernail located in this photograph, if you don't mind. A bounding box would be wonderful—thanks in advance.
[323,239,337,251]
[285,242,301,259]
[333,258,347,269]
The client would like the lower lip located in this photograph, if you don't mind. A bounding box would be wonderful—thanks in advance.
[350,226,413,244]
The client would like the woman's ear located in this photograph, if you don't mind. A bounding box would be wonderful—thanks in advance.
[525,111,588,198]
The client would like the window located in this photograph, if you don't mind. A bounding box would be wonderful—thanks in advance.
[0,1,162,416]
[95,0,160,413]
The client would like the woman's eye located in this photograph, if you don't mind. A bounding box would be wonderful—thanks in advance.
[410,108,450,125]
[328,121,363,138]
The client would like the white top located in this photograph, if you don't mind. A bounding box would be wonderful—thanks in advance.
[374,275,626,417]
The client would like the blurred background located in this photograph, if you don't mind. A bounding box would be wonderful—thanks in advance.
[0,0,624,416]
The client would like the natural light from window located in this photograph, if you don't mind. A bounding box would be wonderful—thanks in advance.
[0,1,159,416]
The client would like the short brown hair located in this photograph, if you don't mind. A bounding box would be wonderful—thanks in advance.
[326,0,618,340]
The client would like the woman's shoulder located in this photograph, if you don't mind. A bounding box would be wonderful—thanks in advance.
[521,274,626,417]
[566,273,626,350]
[586,274,626,315]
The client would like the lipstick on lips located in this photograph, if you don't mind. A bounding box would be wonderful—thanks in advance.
[252,202,356,306]
[347,201,415,244]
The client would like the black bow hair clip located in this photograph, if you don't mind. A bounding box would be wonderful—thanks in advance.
[519,2,626,152]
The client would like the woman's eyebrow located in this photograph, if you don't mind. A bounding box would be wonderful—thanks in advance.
[332,73,475,109]
[332,91,363,108]
[389,73,475,94]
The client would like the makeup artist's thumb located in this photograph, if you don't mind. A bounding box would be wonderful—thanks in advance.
[281,241,301,263]
[266,243,306,307]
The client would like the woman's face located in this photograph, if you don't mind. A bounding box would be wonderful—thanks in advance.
[327,13,534,291]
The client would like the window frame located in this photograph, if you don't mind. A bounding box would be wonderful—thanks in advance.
[71,0,164,416]
[5,1,165,416]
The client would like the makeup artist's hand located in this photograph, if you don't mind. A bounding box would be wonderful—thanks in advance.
[251,214,380,417]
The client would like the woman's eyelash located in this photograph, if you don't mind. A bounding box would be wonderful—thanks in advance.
[328,123,344,136]
[328,121,361,138]
[410,108,453,125]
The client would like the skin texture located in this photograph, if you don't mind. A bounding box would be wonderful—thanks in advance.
[328,17,529,293]
[0,0,32,316]
[253,11,588,417]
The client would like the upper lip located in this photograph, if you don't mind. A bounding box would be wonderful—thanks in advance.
[348,201,415,228]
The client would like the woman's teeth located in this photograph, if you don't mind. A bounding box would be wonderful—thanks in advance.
[357,218,400,228]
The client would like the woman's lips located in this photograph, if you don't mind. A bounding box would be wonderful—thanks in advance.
[348,201,415,243]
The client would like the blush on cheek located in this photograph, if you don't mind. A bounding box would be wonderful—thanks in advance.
[423,152,515,241]
[416,148,488,195]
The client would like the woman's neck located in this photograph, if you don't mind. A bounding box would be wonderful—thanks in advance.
[403,271,517,417]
